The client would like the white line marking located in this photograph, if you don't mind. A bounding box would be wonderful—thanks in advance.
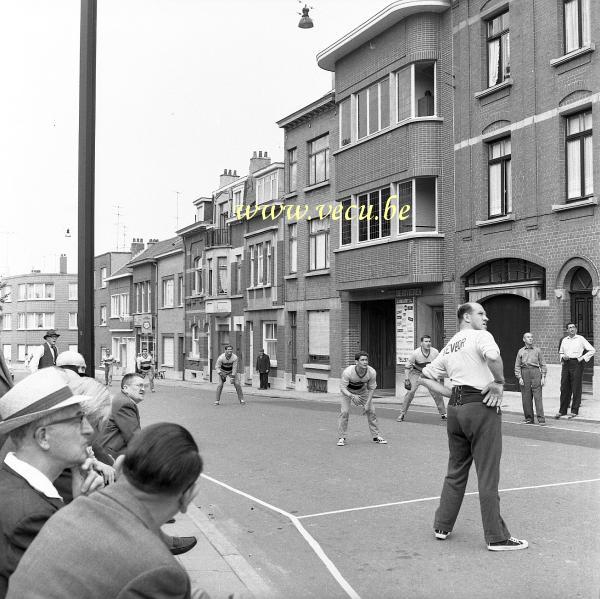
[201,473,361,599]
[297,478,600,520]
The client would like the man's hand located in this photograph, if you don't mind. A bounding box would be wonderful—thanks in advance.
[577,356,584,362]
[72,458,104,497]
[518,377,524,386]
[541,376,546,387]
[93,460,117,485]
[480,381,503,407]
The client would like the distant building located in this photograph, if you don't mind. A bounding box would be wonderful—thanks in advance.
[0,254,78,367]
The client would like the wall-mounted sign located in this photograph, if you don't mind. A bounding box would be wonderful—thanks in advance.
[395,299,415,365]
[396,287,422,297]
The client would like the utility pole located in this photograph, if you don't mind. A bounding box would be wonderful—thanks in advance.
[113,204,123,250]
[78,0,97,376]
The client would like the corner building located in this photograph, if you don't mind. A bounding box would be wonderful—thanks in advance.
[315,1,455,392]
[452,0,599,394]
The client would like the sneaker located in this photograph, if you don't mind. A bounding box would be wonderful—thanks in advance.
[538,420,547,426]
[520,419,534,424]
[440,414,447,421]
[396,413,405,422]
[487,537,529,551]
[554,413,565,419]
[214,401,220,406]
[337,438,345,446]
[568,412,578,419]
[434,529,449,540]
[239,399,246,405]
[373,436,387,444]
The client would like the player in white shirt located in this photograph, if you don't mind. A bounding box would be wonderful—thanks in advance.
[419,302,528,552]
[337,351,386,446]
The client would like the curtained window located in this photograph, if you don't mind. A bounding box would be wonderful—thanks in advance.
[566,111,593,201]
[487,12,510,87]
[488,138,512,217]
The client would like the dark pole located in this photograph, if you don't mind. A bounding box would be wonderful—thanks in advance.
[77,0,97,375]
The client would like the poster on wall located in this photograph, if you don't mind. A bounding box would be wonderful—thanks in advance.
[396,299,415,365]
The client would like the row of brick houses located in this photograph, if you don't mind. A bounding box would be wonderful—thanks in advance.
[90,0,598,397]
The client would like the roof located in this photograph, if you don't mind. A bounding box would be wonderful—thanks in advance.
[277,92,336,129]
[316,0,451,71]
[105,264,132,282]
[127,236,183,266]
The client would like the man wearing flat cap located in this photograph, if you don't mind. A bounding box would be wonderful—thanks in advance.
[28,329,61,372]
[0,368,103,597]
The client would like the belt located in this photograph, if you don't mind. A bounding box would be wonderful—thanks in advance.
[449,385,484,406]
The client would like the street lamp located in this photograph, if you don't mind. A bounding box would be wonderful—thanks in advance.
[298,5,314,29]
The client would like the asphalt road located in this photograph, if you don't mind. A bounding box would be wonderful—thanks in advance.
[136,382,600,599]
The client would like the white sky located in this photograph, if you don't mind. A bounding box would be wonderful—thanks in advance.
[0,0,387,276]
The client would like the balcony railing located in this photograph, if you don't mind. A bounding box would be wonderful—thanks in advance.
[206,228,230,247]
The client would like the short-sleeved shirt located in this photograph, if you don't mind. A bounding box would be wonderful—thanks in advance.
[422,329,499,390]
[340,365,377,401]
[216,353,238,376]
[405,347,439,376]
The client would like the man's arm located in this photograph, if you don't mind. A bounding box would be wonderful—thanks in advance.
[339,370,355,399]
[117,565,197,599]
[581,338,596,362]
[514,349,523,385]
[418,376,452,398]
[558,338,566,361]
[403,351,416,380]
[538,348,547,385]
[230,356,238,377]
[481,350,504,406]
[113,404,141,444]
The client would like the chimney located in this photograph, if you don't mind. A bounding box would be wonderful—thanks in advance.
[59,254,67,274]
[147,238,158,246]
[130,238,145,257]
[248,149,271,174]
[219,168,239,188]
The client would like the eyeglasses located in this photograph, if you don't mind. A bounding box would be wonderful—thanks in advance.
[46,413,88,428]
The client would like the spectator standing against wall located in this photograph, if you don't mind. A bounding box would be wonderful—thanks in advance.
[255,348,271,390]
[514,332,547,425]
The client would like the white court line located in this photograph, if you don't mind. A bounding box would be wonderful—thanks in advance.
[201,473,361,599]
[297,478,600,520]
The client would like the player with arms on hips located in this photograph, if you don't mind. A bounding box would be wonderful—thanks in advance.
[337,351,387,446]
[418,302,528,552]
[214,344,245,406]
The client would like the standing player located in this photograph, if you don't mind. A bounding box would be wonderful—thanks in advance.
[397,335,447,422]
[420,302,528,551]
[103,351,115,386]
[215,344,245,406]
[136,350,155,392]
[337,351,387,446]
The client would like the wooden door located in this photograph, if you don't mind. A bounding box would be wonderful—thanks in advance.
[360,300,396,389]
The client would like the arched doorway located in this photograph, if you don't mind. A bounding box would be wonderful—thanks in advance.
[570,267,594,395]
[481,295,530,391]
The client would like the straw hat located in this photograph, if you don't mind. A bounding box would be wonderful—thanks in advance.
[0,368,91,435]
[43,329,61,339]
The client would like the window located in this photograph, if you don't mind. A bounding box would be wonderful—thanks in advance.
[257,172,278,204]
[309,218,330,271]
[488,138,512,217]
[217,257,228,294]
[68,283,77,300]
[18,345,26,362]
[232,189,243,212]
[207,258,213,295]
[235,255,242,295]
[111,294,129,318]
[69,312,78,329]
[191,325,200,357]
[397,62,436,121]
[265,241,272,285]
[162,337,174,367]
[256,243,264,285]
[18,313,25,330]
[18,283,55,300]
[288,148,298,192]
[68,344,78,353]
[3,345,11,363]
[339,98,351,146]
[193,257,202,295]
[100,305,106,325]
[162,278,174,307]
[358,187,391,242]
[21,312,54,329]
[566,111,593,201]
[467,259,545,287]
[397,178,437,234]
[564,0,591,53]
[263,322,277,362]
[487,11,510,88]
[249,246,255,287]
[308,134,329,186]
[178,275,184,305]
[357,78,390,139]
[341,200,352,245]
[2,314,11,330]
[136,283,142,313]
[101,267,107,288]
[3,285,11,302]
[308,311,330,362]
[289,224,297,273]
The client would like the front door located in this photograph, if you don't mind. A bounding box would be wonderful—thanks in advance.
[290,312,297,380]
[360,300,396,389]
[570,267,594,395]
[481,295,530,391]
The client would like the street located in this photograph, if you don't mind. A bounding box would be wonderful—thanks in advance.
[136,379,600,599]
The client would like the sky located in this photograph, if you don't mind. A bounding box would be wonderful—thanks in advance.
[0,0,388,276]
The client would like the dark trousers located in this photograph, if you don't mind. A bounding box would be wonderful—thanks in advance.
[434,401,510,544]
[559,359,584,415]
[259,372,269,389]
[520,367,544,422]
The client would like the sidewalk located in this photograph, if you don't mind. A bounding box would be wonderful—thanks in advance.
[95,370,599,599]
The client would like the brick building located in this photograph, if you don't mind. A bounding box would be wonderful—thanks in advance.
[313,2,455,392]
[0,254,78,366]
[451,0,599,394]
[277,93,344,392]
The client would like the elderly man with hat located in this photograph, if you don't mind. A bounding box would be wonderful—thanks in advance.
[28,329,61,372]
[0,368,103,597]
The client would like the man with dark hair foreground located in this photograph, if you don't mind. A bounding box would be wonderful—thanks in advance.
[7,423,211,599]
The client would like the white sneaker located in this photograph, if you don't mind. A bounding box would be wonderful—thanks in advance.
[337,438,345,446]
[487,537,529,551]
[373,436,387,444]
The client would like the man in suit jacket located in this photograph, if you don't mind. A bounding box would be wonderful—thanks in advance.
[0,368,102,598]
[28,329,60,372]
[255,348,271,390]
[7,423,210,599]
